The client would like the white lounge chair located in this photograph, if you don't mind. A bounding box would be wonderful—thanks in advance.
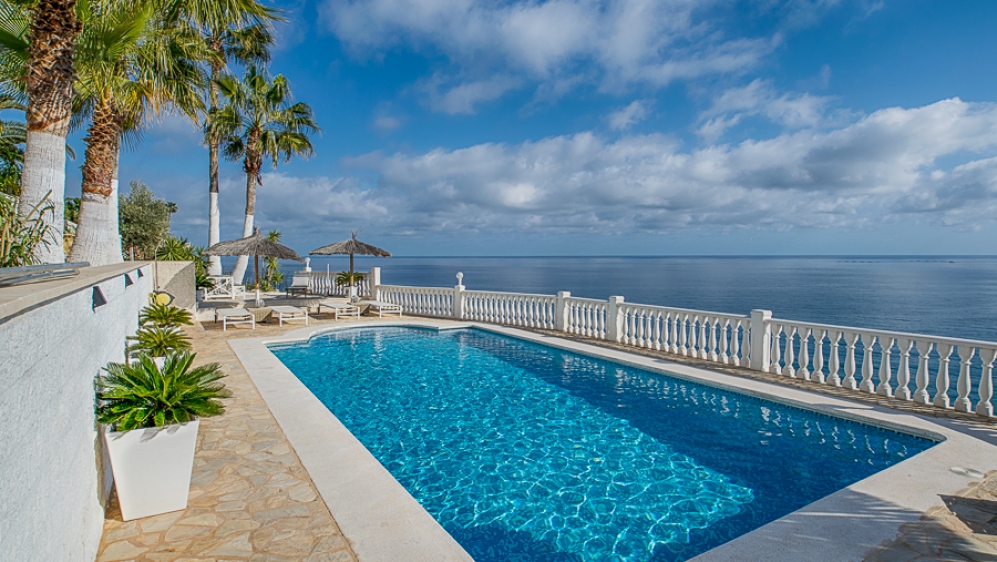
[215,307,255,331]
[202,275,247,301]
[367,300,402,317]
[318,300,361,320]
[285,275,310,297]
[269,305,308,326]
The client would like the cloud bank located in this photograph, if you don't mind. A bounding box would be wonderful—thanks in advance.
[235,99,997,239]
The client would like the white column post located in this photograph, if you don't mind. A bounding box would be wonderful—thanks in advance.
[454,271,465,320]
[555,291,571,332]
[607,296,624,343]
[370,267,381,301]
[750,309,772,372]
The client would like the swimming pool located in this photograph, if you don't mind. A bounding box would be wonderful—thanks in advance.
[270,327,936,562]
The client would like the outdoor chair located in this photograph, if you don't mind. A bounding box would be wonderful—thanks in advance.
[215,307,255,331]
[318,300,361,320]
[202,275,246,301]
[269,305,309,326]
[286,275,311,297]
[367,300,402,317]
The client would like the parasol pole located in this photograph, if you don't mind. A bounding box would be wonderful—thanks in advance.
[254,254,262,307]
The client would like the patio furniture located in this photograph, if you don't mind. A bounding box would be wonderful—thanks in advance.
[202,275,246,301]
[286,274,311,297]
[269,305,309,326]
[367,300,402,317]
[215,307,255,331]
[318,300,361,320]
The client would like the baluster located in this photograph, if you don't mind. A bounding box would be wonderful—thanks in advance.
[668,313,678,353]
[653,311,663,350]
[913,341,932,404]
[828,331,842,386]
[699,316,709,359]
[933,343,954,409]
[679,314,689,356]
[708,317,719,362]
[812,330,826,383]
[783,326,797,378]
[771,324,783,375]
[719,319,730,364]
[877,337,895,397]
[730,320,741,365]
[798,328,811,380]
[895,338,913,400]
[843,332,859,389]
[954,346,976,413]
[977,348,997,417]
[634,309,643,347]
[859,334,877,393]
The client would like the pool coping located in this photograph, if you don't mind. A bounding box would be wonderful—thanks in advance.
[229,319,997,562]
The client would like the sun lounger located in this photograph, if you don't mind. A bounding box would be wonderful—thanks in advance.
[215,307,255,331]
[286,275,311,297]
[269,305,309,326]
[318,300,361,319]
[367,300,402,317]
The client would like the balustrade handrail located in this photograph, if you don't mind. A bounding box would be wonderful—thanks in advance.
[369,273,997,418]
[770,317,997,350]
[621,302,749,320]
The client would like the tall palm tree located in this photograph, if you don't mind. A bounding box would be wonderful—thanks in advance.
[212,65,317,284]
[68,0,205,265]
[167,0,279,275]
[18,0,80,263]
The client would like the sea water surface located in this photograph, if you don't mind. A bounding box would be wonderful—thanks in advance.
[281,256,997,342]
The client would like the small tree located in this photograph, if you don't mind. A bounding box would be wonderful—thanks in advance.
[119,180,172,259]
[259,229,284,290]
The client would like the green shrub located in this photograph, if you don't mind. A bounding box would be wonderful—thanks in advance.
[139,303,193,328]
[96,352,231,431]
[0,192,53,267]
[127,325,191,356]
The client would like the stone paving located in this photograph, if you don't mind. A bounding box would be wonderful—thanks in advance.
[96,311,369,562]
[864,471,997,562]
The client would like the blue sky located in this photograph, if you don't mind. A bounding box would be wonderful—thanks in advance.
[70,0,997,255]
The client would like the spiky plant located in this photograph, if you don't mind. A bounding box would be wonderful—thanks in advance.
[127,325,191,356]
[139,303,193,328]
[96,352,230,431]
[335,270,364,287]
[0,190,53,267]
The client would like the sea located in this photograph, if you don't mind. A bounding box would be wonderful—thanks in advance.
[254,255,997,343]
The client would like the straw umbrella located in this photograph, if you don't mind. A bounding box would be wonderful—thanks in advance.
[310,231,391,300]
[205,228,303,305]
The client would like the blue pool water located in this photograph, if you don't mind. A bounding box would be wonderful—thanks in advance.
[271,327,936,562]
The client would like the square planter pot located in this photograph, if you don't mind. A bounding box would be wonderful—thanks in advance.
[103,420,199,521]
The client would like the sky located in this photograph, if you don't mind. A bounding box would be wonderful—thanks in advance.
[67,0,997,256]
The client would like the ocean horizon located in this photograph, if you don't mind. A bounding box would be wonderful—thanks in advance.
[212,255,997,344]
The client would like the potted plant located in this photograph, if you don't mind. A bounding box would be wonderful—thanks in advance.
[96,352,230,520]
[139,302,193,329]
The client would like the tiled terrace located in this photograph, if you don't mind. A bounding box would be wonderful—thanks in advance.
[96,309,997,562]
[97,310,380,562]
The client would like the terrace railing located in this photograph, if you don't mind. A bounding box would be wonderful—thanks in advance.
[368,268,997,419]
[301,271,371,297]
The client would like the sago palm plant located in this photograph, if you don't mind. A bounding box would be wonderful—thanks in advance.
[210,65,318,284]
[139,303,193,328]
[96,352,230,431]
[127,325,191,356]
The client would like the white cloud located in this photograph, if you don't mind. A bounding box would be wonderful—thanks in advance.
[326,98,997,234]
[419,73,523,114]
[697,79,832,141]
[322,0,780,109]
[608,100,651,131]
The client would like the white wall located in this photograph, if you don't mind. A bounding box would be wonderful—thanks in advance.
[0,263,151,562]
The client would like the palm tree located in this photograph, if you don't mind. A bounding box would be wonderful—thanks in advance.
[68,0,205,265]
[212,65,317,284]
[167,0,279,275]
[16,0,79,263]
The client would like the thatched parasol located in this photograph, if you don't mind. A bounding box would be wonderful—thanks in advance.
[310,231,391,298]
[205,228,303,304]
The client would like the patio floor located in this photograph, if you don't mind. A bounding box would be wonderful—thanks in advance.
[96,310,374,562]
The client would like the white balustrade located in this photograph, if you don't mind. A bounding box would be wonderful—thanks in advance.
[369,276,997,418]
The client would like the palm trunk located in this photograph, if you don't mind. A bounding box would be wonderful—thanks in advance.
[206,52,222,275]
[21,0,80,264]
[230,140,261,284]
[69,101,123,266]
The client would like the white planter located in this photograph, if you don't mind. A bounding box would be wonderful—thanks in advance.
[103,420,199,521]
